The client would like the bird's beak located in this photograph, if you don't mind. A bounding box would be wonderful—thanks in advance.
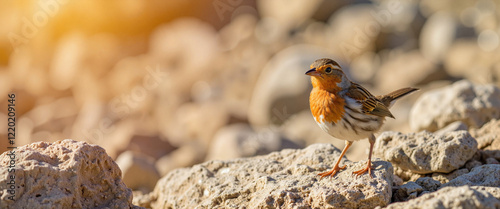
[305,68,321,76]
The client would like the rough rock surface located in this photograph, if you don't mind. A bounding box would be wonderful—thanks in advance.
[383,186,500,209]
[443,164,500,188]
[374,131,477,174]
[150,144,393,209]
[393,181,423,202]
[0,139,141,209]
[471,119,500,150]
[410,80,500,131]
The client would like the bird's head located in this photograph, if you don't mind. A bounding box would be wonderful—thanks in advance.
[305,58,349,91]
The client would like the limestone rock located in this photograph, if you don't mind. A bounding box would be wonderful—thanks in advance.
[384,186,500,209]
[393,181,423,202]
[0,140,140,209]
[431,168,469,184]
[470,119,500,150]
[410,80,500,131]
[374,131,477,174]
[150,144,393,209]
[443,164,500,188]
[415,177,441,193]
[116,151,160,193]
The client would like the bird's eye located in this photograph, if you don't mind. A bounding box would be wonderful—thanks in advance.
[324,67,332,74]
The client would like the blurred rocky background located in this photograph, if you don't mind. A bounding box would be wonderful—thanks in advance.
[0,0,499,195]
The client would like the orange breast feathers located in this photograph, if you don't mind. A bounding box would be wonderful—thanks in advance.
[309,88,346,124]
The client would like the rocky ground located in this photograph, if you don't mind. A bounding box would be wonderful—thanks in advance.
[1,0,500,208]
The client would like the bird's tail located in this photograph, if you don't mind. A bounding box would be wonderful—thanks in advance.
[378,87,419,107]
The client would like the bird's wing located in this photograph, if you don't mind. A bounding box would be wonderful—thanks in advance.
[346,83,394,118]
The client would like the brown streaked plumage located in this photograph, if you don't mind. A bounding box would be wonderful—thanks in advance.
[306,58,418,179]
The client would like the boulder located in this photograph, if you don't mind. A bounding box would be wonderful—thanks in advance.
[374,131,477,174]
[410,80,500,131]
[150,144,393,209]
[0,140,141,209]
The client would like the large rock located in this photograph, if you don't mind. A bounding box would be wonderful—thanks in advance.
[373,131,477,174]
[0,140,141,209]
[443,164,500,188]
[150,144,393,209]
[410,80,500,131]
[383,186,500,209]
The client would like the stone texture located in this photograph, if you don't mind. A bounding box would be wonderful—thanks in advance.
[383,186,500,209]
[443,164,500,188]
[410,80,500,131]
[115,151,160,193]
[374,131,477,174]
[150,144,393,209]
[393,181,423,202]
[205,123,301,161]
[415,177,441,193]
[0,139,140,209]
[431,168,469,184]
[470,119,500,149]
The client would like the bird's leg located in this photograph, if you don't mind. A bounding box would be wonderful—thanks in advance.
[353,134,375,178]
[319,140,353,179]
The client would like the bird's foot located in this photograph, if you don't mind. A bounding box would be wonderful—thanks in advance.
[353,163,373,178]
[318,164,346,179]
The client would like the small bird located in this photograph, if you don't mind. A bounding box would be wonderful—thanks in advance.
[306,58,418,178]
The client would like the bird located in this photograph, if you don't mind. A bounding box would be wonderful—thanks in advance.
[305,58,418,179]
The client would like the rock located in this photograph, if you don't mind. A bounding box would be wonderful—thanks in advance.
[470,119,500,149]
[248,45,334,128]
[205,123,301,161]
[443,164,500,187]
[431,168,469,184]
[393,181,423,202]
[419,12,456,63]
[155,143,205,176]
[393,167,425,182]
[466,160,484,171]
[150,144,393,209]
[410,80,500,132]
[434,121,468,136]
[486,158,500,164]
[119,134,175,160]
[383,186,500,209]
[482,150,500,162]
[133,191,153,209]
[415,177,441,193]
[375,50,441,93]
[374,131,477,174]
[0,140,140,209]
[115,151,161,193]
